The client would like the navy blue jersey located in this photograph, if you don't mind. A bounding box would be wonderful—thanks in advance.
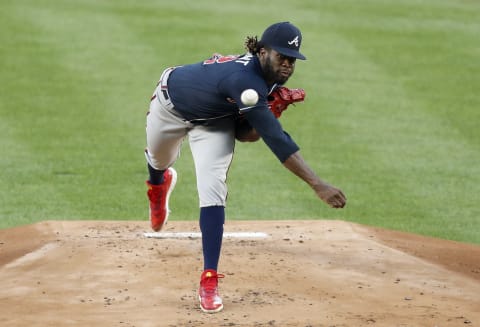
[167,53,299,162]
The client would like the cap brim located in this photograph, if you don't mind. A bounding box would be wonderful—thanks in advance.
[272,46,306,60]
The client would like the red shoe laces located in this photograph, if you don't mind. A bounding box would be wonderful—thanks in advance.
[202,274,225,294]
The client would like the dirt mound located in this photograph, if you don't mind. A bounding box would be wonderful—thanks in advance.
[0,220,479,326]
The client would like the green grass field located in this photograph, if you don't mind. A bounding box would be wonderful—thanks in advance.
[1,0,479,244]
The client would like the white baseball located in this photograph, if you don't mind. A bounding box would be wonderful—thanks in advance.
[240,89,259,106]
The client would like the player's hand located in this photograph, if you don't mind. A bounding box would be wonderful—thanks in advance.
[268,86,305,118]
[312,183,346,208]
[235,115,260,142]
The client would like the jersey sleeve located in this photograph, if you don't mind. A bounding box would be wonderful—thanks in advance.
[219,71,269,111]
[218,65,299,162]
[243,107,300,163]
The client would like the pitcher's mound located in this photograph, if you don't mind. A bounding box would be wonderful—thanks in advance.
[0,220,479,326]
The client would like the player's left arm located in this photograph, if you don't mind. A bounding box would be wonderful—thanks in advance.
[234,115,261,142]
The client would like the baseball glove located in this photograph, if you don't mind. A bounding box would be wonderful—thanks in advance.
[268,86,306,118]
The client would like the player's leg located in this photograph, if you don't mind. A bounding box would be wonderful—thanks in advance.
[189,119,236,269]
[145,98,187,231]
[188,118,235,313]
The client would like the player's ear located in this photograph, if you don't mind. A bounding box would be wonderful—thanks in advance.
[258,47,268,58]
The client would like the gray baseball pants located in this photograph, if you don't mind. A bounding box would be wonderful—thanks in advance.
[145,70,235,208]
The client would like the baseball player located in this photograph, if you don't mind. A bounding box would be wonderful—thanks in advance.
[144,22,347,313]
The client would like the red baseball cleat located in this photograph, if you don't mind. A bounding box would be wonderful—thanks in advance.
[198,269,225,313]
[145,167,177,231]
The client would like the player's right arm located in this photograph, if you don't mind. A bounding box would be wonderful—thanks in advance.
[239,97,346,209]
[283,151,347,208]
[242,106,300,162]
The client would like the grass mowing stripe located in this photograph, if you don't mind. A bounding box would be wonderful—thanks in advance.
[0,2,150,224]
[1,0,478,244]
[0,3,86,225]
[310,3,480,242]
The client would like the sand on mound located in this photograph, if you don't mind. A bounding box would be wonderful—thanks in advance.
[0,220,479,326]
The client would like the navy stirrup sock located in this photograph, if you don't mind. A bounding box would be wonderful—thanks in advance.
[200,206,225,271]
[147,163,165,185]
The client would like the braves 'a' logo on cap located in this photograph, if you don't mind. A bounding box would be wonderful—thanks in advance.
[287,36,299,47]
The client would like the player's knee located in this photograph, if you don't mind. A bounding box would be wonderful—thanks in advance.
[144,149,173,171]
[198,179,228,207]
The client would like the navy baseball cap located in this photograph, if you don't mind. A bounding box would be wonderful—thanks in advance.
[260,22,306,60]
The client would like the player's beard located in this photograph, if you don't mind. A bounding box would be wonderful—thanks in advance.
[263,56,291,85]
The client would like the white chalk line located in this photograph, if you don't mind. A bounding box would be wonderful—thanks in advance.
[143,232,269,239]
[4,243,58,269]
